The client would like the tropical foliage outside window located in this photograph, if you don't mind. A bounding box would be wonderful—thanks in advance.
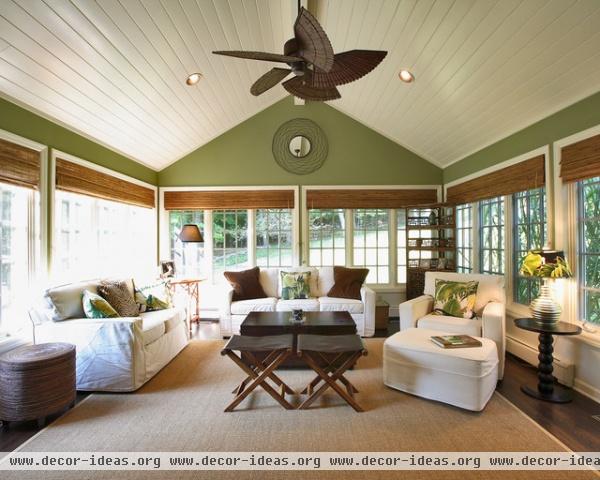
[578,176,600,325]
[169,210,205,278]
[513,188,547,305]
[479,196,505,275]
[255,209,293,267]
[456,204,473,273]
[353,209,389,284]
[212,210,248,275]
[308,209,346,267]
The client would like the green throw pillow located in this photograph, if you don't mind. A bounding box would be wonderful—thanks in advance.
[134,280,172,312]
[433,279,478,319]
[82,289,118,319]
[280,271,311,300]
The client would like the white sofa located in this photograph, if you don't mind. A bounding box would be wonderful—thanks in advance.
[219,267,376,337]
[30,278,189,392]
[398,271,506,379]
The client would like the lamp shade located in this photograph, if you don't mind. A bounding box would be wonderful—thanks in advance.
[179,224,204,243]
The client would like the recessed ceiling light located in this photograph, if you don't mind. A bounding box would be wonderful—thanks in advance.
[399,70,414,83]
[186,73,202,86]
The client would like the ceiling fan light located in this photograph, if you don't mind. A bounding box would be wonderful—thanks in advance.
[186,73,202,86]
[399,70,414,83]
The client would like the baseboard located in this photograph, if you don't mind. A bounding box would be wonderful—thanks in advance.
[506,335,575,386]
[573,378,600,403]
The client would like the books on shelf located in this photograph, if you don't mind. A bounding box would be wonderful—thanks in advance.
[430,335,482,349]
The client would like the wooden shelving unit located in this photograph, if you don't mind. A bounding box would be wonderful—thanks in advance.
[405,203,457,300]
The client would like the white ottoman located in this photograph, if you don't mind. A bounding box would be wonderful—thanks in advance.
[383,328,498,411]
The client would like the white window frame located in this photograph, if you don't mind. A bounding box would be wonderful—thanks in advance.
[456,203,475,273]
[159,186,300,284]
[50,150,158,280]
[351,208,392,285]
[554,124,600,345]
[301,185,442,292]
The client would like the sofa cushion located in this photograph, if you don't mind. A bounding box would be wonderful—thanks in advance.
[318,296,364,314]
[141,308,184,333]
[231,297,277,315]
[417,314,482,337]
[327,266,369,300]
[45,280,100,321]
[258,268,279,298]
[280,271,311,300]
[82,290,118,319]
[276,299,320,312]
[142,315,166,346]
[277,267,319,298]
[98,280,139,317]
[224,267,268,302]
[316,266,335,297]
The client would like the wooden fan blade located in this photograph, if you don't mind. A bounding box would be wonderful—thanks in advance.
[213,50,302,64]
[250,68,292,96]
[283,72,341,102]
[294,7,334,72]
[311,50,388,89]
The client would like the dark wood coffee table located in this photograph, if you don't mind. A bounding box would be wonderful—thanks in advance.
[240,311,357,367]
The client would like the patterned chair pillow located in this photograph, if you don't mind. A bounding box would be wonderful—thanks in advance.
[97,280,140,317]
[82,289,118,319]
[280,271,311,300]
[433,279,479,319]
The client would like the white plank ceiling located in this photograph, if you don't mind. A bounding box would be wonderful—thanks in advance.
[1,0,600,170]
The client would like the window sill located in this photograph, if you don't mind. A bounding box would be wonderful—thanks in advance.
[574,325,600,349]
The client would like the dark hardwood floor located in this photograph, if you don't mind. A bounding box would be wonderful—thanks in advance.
[1,318,598,453]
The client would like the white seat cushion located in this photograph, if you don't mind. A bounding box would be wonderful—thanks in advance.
[142,315,166,346]
[276,298,320,312]
[417,314,482,336]
[231,297,277,315]
[318,296,364,314]
[140,308,184,333]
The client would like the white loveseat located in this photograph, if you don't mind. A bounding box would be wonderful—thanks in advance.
[219,267,376,337]
[30,278,189,392]
[398,271,506,379]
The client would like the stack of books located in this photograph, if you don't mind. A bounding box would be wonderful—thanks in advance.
[430,335,482,349]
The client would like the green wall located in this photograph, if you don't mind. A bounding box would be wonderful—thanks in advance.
[159,97,441,186]
[444,91,600,183]
[0,97,157,185]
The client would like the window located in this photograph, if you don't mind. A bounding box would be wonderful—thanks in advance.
[308,209,346,267]
[578,176,600,325]
[513,188,547,305]
[353,209,389,284]
[169,210,205,278]
[456,203,473,273]
[0,183,39,332]
[54,191,156,283]
[212,210,249,275]
[255,209,293,267]
[397,209,407,283]
[479,196,505,275]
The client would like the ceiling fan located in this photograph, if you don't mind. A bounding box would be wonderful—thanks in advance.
[213,5,387,101]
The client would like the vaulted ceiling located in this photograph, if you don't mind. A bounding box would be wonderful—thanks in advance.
[1,0,600,171]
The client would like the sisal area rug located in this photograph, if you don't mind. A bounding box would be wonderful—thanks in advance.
[2,339,597,480]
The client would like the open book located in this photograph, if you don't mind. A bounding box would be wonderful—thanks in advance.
[430,335,482,349]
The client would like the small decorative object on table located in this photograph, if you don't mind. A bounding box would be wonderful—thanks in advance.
[160,260,175,279]
[430,335,482,349]
[291,309,305,323]
[514,318,581,403]
[520,250,573,326]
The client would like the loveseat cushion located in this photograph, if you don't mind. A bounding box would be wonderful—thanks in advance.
[276,299,320,312]
[45,280,100,321]
[417,314,482,336]
[327,266,369,300]
[231,297,277,315]
[318,296,364,314]
[277,267,319,298]
[98,279,139,317]
[142,315,166,346]
[140,307,184,333]
[224,267,268,302]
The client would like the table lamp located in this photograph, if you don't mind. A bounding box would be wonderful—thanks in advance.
[520,250,572,326]
[179,224,204,243]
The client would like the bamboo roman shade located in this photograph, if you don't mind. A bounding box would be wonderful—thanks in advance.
[306,189,438,209]
[55,159,155,209]
[0,138,40,189]
[560,133,600,183]
[163,190,295,210]
[446,155,545,204]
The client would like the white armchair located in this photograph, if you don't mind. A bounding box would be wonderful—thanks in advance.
[399,272,506,379]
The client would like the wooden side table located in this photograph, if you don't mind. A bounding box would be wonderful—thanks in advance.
[168,278,204,334]
[0,343,76,428]
[514,318,582,403]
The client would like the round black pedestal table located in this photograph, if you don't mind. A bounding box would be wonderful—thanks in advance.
[514,319,582,403]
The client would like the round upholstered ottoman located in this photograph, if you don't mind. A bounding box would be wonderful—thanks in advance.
[383,328,498,411]
[0,343,76,427]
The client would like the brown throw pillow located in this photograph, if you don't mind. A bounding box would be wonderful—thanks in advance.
[224,267,268,302]
[327,266,369,300]
[97,280,139,317]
